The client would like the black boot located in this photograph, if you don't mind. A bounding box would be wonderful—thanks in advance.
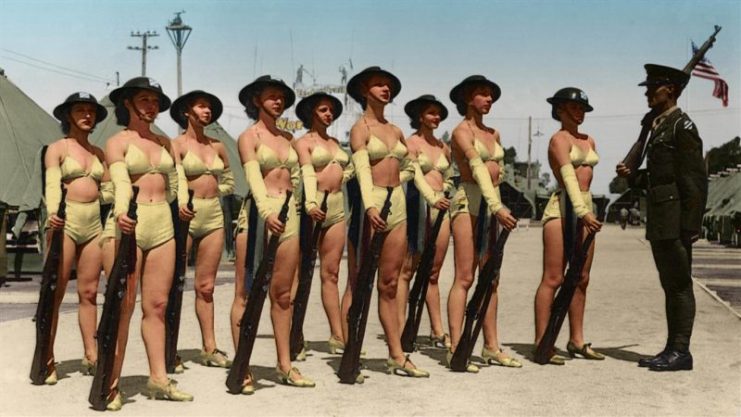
[648,350,693,371]
[638,350,667,367]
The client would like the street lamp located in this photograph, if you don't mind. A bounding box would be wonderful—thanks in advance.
[166,11,192,98]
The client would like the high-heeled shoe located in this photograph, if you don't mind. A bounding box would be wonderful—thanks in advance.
[173,356,185,374]
[199,348,231,368]
[81,357,96,376]
[146,378,194,401]
[276,366,315,388]
[44,362,58,385]
[567,341,605,360]
[445,350,479,373]
[482,347,522,368]
[106,390,123,411]
[386,355,430,378]
[240,372,255,395]
[328,336,345,354]
[430,333,452,349]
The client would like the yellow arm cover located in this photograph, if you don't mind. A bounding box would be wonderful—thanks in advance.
[351,149,376,210]
[174,164,187,206]
[412,161,439,205]
[559,164,589,218]
[342,160,355,184]
[243,160,275,219]
[110,161,132,218]
[218,167,235,197]
[44,166,62,215]
[469,156,503,214]
[399,155,415,183]
[99,181,114,204]
[290,161,302,205]
[301,163,319,211]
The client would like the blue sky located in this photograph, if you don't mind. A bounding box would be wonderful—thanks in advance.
[1,0,739,195]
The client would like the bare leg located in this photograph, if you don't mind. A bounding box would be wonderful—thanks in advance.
[140,240,175,384]
[230,231,247,351]
[192,230,224,352]
[76,238,102,363]
[396,253,417,331]
[270,237,300,374]
[567,233,596,347]
[426,217,450,338]
[340,240,358,343]
[318,221,346,341]
[448,214,477,352]
[47,233,76,366]
[534,219,565,345]
[376,223,408,363]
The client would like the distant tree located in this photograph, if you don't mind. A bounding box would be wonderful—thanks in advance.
[441,131,450,144]
[706,136,741,174]
[504,146,517,165]
[609,175,629,194]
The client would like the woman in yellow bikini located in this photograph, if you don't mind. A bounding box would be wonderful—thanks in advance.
[447,75,520,372]
[42,92,109,384]
[101,77,193,410]
[234,75,314,393]
[396,95,453,349]
[170,90,234,369]
[347,66,428,378]
[534,87,603,364]
[294,93,353,354]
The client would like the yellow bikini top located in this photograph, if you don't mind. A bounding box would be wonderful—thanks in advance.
[61,155,104,182]
[417,151,450,174]
[181,144,225,177]
[125,143,174,175]
[569,143,599,167]
[367,135,407,161]
[311,143,350,168]
[474,139,504,163]
[256,143,298,170]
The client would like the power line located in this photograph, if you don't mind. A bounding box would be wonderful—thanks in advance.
[0,48,113,82]
[1,55,111,84]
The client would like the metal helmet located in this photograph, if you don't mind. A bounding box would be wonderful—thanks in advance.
[546,87,593,121]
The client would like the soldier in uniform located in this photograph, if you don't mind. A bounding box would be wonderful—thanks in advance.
[616,64,708,371]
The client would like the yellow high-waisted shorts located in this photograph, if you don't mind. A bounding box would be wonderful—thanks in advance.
[541,190,593,224]
[265,193,299,243]
[369,185,406,232]
[450,182,484,220]
[317,190,346,229]
[46,200,102,245]
[189,197,224,239]
[102,201,174,251]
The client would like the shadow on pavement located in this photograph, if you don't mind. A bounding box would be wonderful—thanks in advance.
[504,342,572,364]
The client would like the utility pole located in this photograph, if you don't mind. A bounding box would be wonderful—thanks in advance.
[166,11,192,98]
[128,30,159,76]
[527,116,532,191]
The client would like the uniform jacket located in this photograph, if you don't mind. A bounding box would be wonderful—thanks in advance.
[630,108,707,241]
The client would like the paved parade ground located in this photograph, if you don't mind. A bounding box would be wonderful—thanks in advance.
[1,225,739,416]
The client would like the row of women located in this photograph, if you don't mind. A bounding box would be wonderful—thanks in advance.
[39,66,603,410]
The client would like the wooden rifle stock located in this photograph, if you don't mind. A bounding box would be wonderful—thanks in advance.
[289,193,329,360]
[337,188,394,384]
[534,232,595,365]
[622,25,721,174]
[165,189,195,373]
[400,194,450,353]
[449,227,511,372]
[226,192,292,394]
[89,187,139,410]
[30,189,67,385]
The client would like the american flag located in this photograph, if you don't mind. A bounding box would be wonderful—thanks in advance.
[691,41,729,107]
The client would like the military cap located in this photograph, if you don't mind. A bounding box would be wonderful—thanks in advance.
[638,64,690,88]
